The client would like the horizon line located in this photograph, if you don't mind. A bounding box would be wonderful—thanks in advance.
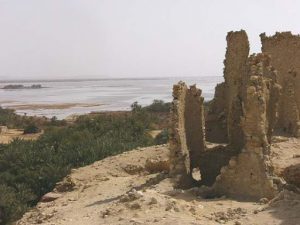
[0,75,223,83]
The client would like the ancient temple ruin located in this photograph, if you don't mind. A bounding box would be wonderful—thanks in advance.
[170,30,300,200]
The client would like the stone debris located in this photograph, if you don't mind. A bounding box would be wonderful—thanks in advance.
[122,164,144,175]
[269,189,300,206]
[54,176,76,192]
[127,202,142,210]
[165,188,185,196]
[282,164,300,188]
[148,197,158,205]
[212,208,247,223]
[165,200,180,212]
[145,156,170,173]
[120,189,144,202]
[293,154,300,158]
[101,208,117,218]
[259,198,269,204]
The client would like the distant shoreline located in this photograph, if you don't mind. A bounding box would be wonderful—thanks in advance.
[1,84,45,89]
[4,103,105,110]
[0,75,222,83]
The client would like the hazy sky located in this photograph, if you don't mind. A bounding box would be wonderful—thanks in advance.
[0,0,300,80]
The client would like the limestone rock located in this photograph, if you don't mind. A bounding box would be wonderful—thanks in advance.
[40,192,62,202]
[122,164,144,175]
[120,189,144,202]
[54,176,76,192]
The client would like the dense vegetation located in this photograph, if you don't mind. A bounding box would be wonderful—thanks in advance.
[0,100,170,224]
[143,99,171,112]
[0,107,66,130]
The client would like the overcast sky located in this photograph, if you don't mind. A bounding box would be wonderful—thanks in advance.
[0,0,299,80]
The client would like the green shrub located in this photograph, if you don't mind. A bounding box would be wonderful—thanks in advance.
[144,100,171,113]
[23,124,40,134]
[154,129,169,145]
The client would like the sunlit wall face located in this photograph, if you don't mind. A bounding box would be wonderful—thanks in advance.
[0,0,299,80]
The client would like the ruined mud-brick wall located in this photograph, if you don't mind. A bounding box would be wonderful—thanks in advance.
[224,30,249,149]
[206,30,249,148]
[213,54,281,200]
[261,32,300,136]
[169,82,205,184]
[170,82,240,187]
[205,82,228,143]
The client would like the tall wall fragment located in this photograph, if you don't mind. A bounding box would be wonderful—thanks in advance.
[169,82,206,184]
[205,30,250,147]
[213,54,281,200]
[224,30,250,149]
[261,32,300,136]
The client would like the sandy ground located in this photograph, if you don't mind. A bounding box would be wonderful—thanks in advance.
[16,138,300,225]
[0,128,42,144]
[148,130,162,138]
[271,136,300,176]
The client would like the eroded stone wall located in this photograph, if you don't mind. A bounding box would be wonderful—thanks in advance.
[261,32,300,136]
[185,85,206,170]
[205,30,249,147]
[169,82,189,178]
[169,82,205,184]
[244,54,281,143]
[213,54,281,200]
[170,82,235,187]
[205,83,228,143]
[224,30,250,149]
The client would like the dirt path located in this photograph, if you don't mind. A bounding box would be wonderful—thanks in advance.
[0,128,42,144]
[16,141,300,225]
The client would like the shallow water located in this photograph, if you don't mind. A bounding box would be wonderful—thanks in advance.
[0,76,223,119]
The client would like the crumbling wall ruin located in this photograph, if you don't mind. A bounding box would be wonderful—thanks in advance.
[169,82,206,185]
[170,82,235,186]
[169,30,299,200]
[205,82,228,143]
[261,32,300,136]
[224,30,250,149]
[213,54,281,200]
[205,30,249,149]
